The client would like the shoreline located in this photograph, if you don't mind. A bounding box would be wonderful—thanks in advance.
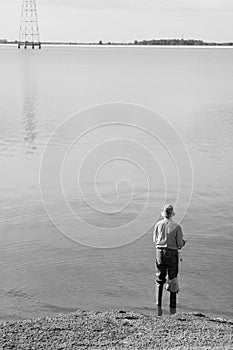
[1,310,232,349]
[1,43,233,49]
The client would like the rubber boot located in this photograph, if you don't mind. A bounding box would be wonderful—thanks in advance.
[169,306,176,315]
[157,306,163,316]
[156,284,164,307]
[170,292,177,308]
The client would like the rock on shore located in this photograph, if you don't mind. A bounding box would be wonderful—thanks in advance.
[0,310,232,349]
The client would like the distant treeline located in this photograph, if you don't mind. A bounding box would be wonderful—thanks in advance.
[133,39,233,46]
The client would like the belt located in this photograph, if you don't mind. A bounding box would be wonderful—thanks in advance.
[157,247,177,251]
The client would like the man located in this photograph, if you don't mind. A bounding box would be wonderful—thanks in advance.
[153,204,186,309]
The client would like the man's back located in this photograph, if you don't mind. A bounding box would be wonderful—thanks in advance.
[153,218,184,250]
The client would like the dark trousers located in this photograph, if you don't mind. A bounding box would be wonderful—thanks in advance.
[155,248,179,286]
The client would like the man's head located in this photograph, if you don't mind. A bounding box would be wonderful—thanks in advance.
[161,204,175,219]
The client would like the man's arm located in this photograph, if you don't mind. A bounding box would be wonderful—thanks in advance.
[176,225,185,249]
[152,223,158,243]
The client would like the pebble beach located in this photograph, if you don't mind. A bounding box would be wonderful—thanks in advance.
[0,310,232,349]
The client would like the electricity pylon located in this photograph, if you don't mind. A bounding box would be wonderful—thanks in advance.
[18,0,41,49]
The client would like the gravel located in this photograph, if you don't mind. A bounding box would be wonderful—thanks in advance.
[0,310,232,349]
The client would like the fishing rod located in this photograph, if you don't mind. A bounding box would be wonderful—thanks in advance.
[179,234,196,263]
[185,234,196,243]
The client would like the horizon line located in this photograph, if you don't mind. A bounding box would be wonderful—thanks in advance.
[1,37,233,46]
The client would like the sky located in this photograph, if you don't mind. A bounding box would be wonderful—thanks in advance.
[0,0,233,42]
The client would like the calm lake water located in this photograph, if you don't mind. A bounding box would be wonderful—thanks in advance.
[0,45,233,320]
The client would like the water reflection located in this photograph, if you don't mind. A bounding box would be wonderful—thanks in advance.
[22,94,38,153]
[20,52,38,154]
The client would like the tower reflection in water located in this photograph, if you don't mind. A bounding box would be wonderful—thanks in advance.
[22,93,38,153]
[20,50,38,154]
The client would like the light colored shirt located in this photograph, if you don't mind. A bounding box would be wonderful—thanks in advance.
[153,218,185,250]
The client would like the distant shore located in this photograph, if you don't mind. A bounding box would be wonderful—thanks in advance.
[0,310,232,349]
[1,38,233,47]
